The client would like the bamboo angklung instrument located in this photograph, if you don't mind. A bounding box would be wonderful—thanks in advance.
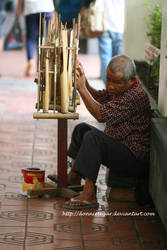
[33,14,80,119]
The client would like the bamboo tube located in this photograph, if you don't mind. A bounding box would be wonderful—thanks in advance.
[68,30,73,100]
[54,13,59,112]
[54,35,59,111]
[33,112,79,119]
[43,50,50,112]
[42,14,46,44]
[71,19,77,106]
[47,20,51,43]
[60,27,69,113]
[37,13,42,111]
[53,64,57,111]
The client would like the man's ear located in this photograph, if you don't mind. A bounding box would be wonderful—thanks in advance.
[128,77,137,86]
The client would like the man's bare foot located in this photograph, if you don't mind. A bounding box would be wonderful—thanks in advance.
[63,179,98,209]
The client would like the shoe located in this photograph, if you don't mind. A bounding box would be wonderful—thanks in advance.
[63,198,99,210]
[106,187,136,202]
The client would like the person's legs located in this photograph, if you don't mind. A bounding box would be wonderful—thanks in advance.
[0,10,6,52]
[111,31,123,57]
[0,10,6,77]
[25,14,39,76]
[25,12,53,77]
[98,31,112,83]
[72,128,145,181]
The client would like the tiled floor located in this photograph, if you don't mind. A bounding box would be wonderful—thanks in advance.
[0,48,167,250]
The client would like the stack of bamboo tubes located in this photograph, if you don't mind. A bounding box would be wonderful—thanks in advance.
[33,13,80,119]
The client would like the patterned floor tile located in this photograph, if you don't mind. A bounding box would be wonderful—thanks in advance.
[84,239,142,250]
[0,227,25,250]
[26,240,83,250]
[0,207,27,226]
[25,227,82,246]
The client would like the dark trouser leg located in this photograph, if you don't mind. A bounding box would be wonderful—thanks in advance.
[68,122,96,159]
[25,14,39,60]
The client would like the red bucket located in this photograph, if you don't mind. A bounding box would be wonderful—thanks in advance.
[21,168,45,195]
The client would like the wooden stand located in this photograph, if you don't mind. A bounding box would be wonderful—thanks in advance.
[27,182,79,199]
[30,15,81,198]
[27,118,80,199]
[57,119,67,187]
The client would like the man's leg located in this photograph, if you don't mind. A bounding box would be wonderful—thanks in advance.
[98,31,112,83]
[111,31,123,57]
[0,10,6,52]
[25,14,38,76]
[67,122,97,185]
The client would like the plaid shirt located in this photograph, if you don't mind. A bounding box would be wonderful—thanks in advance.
[96,80,151,160]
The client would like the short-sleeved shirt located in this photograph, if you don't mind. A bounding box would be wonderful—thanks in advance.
[57,0,94,23]
[24,0,55,16]
[104,0,125,33]
[96,80,151,160]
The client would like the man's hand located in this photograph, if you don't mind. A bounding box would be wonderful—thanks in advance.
[75,60,86,92]
[79,6,87,15]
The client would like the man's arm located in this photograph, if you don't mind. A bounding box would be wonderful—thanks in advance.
[85,78,100,101]
[80,0,95,14]
[83,0,95,8]
[76,62,103,122]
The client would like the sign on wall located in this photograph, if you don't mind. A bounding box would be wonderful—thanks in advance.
[145,43,160,65]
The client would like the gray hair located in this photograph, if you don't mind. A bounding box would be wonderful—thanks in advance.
[108,55,136,83]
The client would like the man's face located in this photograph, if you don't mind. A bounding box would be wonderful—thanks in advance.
[106,67,132,95]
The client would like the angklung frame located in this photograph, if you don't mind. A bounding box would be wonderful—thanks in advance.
[33,13,81,120]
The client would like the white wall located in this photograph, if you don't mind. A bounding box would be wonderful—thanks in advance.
[124,0,163,61]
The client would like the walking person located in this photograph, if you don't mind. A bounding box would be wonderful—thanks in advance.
[16,0,55,77]
[98,0,125,83]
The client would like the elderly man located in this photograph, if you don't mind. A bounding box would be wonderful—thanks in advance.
[63,55,151,210]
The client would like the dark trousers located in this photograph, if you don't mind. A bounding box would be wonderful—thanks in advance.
[68,123,149,183]
[25,13,52,60]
